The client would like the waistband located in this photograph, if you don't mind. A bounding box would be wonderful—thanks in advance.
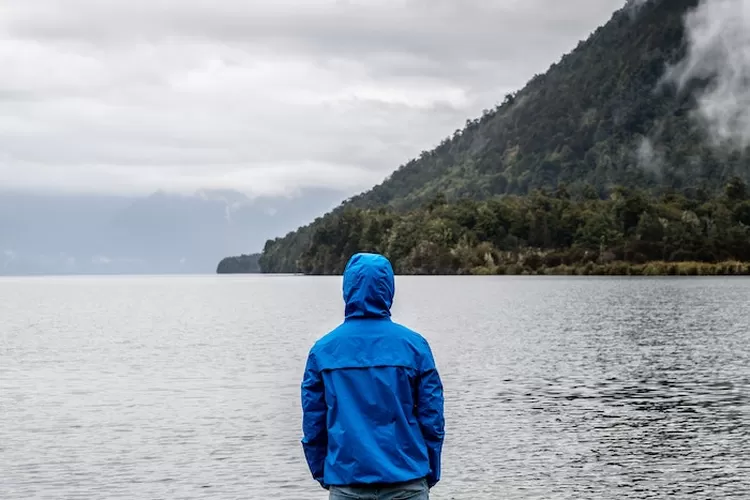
[336,477,427,490]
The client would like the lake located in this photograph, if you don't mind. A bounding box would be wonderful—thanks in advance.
[1,275,749,499]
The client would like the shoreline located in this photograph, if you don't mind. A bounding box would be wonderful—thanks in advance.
[478,260,750,276]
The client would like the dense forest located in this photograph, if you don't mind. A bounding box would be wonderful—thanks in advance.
[216,253,261,274]
[237,0,750,275]
[261,179,750,276]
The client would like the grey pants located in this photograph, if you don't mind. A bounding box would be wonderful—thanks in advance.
[329,478,429,500]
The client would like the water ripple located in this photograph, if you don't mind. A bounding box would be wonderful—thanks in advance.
[1,275,749,499]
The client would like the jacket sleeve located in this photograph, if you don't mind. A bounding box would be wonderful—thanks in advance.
[301,351,328,488]
[416,342,445,488]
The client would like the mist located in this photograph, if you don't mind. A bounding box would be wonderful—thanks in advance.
[636,136,666,181]
[666,0,750,151]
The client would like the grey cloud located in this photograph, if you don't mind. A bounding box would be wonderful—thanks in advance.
[5,1,625,69]
[0,0,629,197]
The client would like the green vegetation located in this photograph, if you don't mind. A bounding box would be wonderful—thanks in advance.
[216,253,261,274]
[260,179,750,275]
[235,0,750,276]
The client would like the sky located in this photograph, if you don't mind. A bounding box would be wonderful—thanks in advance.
[0,0,632,198]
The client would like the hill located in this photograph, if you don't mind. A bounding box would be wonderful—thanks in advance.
[217,253,261,274]
[341,0,724,208]
[256,0,750,274]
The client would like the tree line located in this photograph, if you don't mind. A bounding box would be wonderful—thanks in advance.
[259,179,750,276]
[217,253,261,274]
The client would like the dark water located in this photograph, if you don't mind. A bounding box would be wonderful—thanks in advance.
[1,276,749,499]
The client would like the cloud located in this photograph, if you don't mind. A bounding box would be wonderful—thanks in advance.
[665,0,750,151]
[0,0,629,197]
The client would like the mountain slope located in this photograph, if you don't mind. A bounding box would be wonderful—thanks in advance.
[343,0,718,210]
[257,0,749,273]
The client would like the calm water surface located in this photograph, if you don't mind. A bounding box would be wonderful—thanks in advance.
[1,276,749,499]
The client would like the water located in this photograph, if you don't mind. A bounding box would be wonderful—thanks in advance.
[1,276,749,499]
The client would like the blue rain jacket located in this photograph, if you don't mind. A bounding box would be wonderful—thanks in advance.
[301,253,445,489]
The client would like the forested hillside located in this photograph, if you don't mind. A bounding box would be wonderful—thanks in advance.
[216,253,261,274]
[289,181,750,275]
[256,0,750,274]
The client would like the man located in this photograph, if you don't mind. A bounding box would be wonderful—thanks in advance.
[301,253,445,500]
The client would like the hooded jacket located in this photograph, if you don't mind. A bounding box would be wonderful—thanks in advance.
[301,253,445,489]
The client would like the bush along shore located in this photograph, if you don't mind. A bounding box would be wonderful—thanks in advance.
[259,180,750,276]
[479,260,750,276]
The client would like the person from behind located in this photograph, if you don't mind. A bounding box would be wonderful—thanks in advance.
[301,253,445,499]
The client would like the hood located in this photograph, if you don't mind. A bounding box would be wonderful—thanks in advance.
[342,253,395,319]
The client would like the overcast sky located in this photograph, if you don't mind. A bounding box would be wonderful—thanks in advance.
[0,0,630,198]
